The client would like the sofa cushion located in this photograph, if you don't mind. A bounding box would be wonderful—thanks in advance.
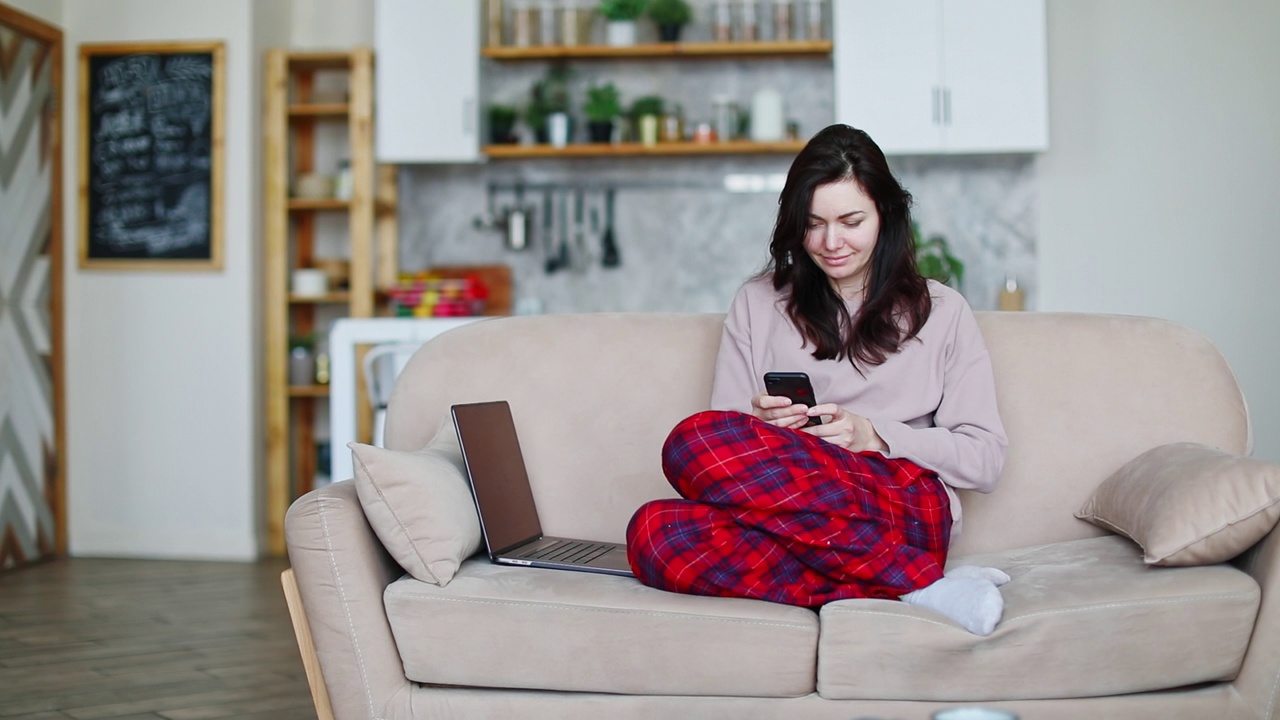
[384,558,819,697]
[817,535,1259,702]
[1076,442,1280,565]
[350,417,481,586]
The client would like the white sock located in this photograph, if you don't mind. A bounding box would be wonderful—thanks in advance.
[945,564,1011,587]
[900,577,1004,636]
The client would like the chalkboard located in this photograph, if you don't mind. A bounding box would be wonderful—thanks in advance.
[79,42,223,270]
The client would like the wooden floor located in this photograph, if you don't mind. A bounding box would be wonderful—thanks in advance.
[0,557,318,720]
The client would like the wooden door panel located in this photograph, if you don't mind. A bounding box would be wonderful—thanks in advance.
[0,2,62,569]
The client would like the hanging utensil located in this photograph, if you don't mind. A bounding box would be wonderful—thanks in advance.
[543,188,558,273]
[556,189,571,271]
[601,187,621,268]
[572,187,588,273]
[504,182,532,251]
[474,182,500,231]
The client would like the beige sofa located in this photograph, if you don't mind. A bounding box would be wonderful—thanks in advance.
[283,311,1280,720]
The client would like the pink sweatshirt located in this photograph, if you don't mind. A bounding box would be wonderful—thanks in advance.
[710,276,1008,538]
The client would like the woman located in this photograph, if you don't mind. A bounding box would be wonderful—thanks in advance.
[626,125,1010,635]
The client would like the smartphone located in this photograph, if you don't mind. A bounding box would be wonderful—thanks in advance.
[763,371,822,426]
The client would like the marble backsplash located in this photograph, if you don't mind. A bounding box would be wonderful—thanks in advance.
[393,52,1037,315]
[396,152,1036,315]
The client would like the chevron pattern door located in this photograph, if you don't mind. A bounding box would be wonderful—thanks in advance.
[0,4,63,570]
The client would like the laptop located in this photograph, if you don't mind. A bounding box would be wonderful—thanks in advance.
[451,401,633,577]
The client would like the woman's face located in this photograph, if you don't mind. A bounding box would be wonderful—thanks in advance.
[803,178,881,300]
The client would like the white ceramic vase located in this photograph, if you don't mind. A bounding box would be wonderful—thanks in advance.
[605,20,638,46]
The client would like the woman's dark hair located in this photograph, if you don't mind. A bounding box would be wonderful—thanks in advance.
[764,124,931,368]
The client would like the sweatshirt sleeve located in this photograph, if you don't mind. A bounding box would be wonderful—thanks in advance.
[709,287,759,414]
[873,301,1008,494]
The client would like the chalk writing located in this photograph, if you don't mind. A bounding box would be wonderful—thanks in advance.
[85,51,215,261]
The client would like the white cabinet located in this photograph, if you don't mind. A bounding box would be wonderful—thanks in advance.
[374,0,481,163]
[833,0,1048,154]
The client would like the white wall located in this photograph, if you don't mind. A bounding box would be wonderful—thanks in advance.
[63,0,290,559]
[4,0,58,23]
[291,0,373,48]
[1037,0,1280,462]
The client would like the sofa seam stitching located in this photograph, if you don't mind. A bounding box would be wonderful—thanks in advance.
[818,607,955,630]
[820,591,1257,628]
[391,592,816,629]
[1006,591,1257,621]
[1265,662,1280,720]
[317,493,381,720]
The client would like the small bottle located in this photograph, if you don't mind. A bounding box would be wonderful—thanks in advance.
[772,0,793,41]
[713,0,733,41]
[660,105,684,142]
[314,350,331,385]
[805,0,824,40]
[288,345,313,386]
[738,0,758,42]
[333,160,352,200]
[539,0,557,46]
[998,275,1026,311]
[512,0,534,47]
[486,0,504,46]
[713,96,735,142]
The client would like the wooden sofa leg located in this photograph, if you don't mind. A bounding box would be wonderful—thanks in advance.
[282,568,337,720]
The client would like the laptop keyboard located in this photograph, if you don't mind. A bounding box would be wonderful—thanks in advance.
[518,539,612,565]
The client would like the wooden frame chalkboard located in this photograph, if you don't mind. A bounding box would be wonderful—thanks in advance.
[78,42,224,270]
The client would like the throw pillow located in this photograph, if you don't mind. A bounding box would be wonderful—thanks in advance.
[1076,442,1280,566]
[350,417,481,585]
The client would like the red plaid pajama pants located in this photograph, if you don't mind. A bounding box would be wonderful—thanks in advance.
[626,410,952,607]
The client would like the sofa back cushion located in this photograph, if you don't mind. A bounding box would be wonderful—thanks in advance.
[383,311,1249,555]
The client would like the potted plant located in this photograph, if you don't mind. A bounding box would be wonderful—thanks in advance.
[526,64,573,144]
[629,94,665,146]
[912,222,965,289]
[646,0,692,42]
[487,104,519,145]
[600,0,647,46]
[582,82,622,143]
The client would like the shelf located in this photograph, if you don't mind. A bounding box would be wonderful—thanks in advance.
[266,47,393,557]
[483,139,808,158]
[288,198,398,214]
[287,51,353,70]
[289,291,352,304]
[482,39,832,61]
[288,384,331,398]
[288,103,349,118]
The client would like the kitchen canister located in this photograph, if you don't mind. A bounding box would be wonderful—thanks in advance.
[291,268,328,297]
[750,88,785,142]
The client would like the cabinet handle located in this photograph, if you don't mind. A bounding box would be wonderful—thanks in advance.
[463,98,476,136]
[943,88,951,126]
[932,86,940,125]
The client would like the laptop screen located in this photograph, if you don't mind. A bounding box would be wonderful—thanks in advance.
[451,401,543,556]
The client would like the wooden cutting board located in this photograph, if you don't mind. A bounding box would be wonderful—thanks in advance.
[425,264,513,316]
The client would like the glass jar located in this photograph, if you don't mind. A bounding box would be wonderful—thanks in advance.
[805,0,824,40]
[539,0,557,45]
[738,0,758,42]
[511,0,535,47]
[772,0,793,41]
[713,0,733,42]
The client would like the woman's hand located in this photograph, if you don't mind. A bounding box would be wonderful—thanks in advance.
[802,404,888,453]
[750,392,813,430]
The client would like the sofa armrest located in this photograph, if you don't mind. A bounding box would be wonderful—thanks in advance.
[1232,511,1280,719]
[286,480,411,720]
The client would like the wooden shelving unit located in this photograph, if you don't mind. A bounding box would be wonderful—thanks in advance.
[483,139,808,159]
[482,39,832,61]
[263,48,399,555]
[480,36,829,160]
